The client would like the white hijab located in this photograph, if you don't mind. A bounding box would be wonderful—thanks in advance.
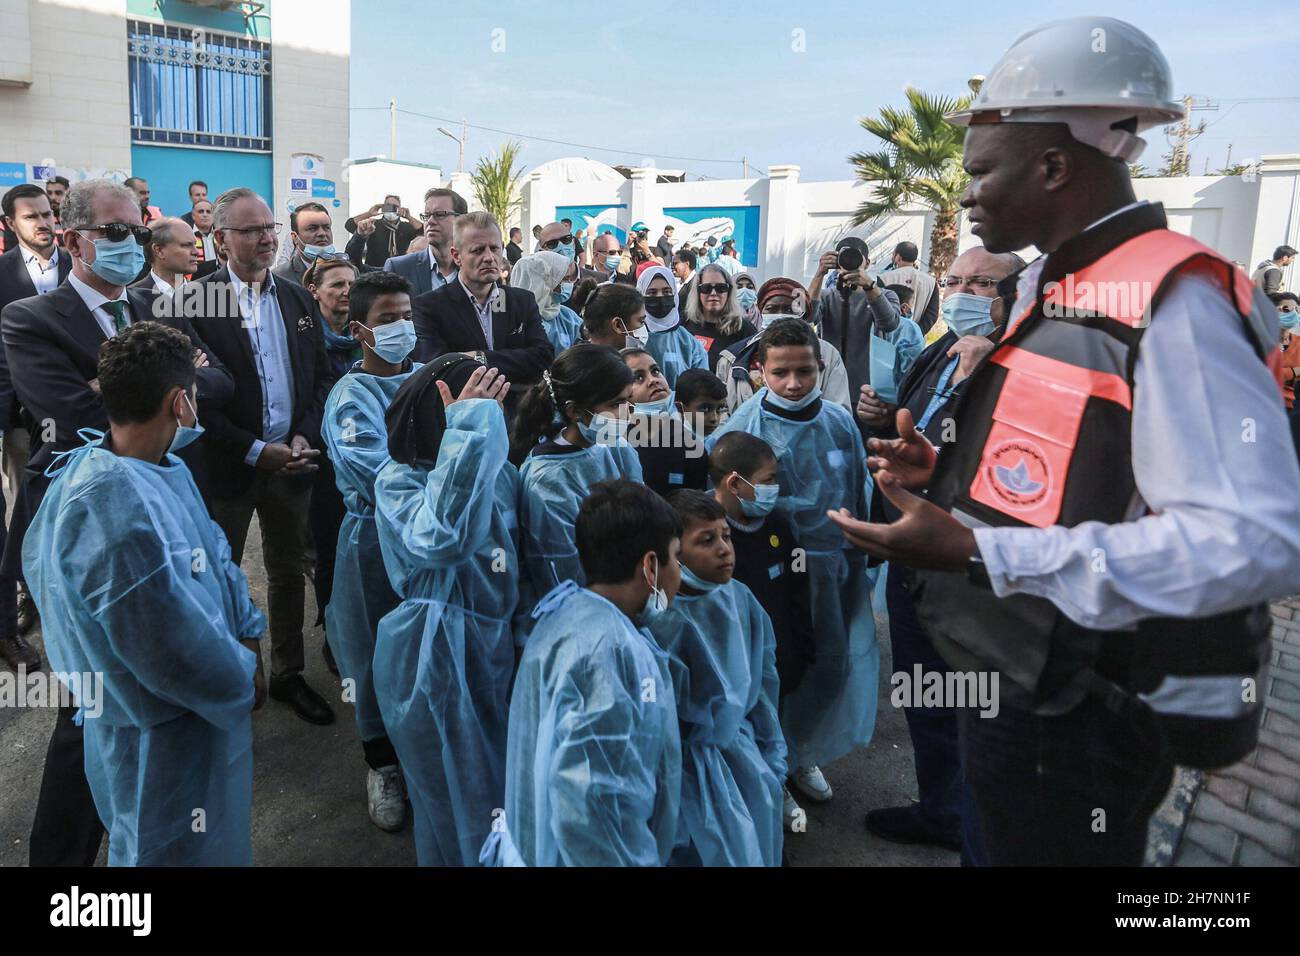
[636,264,680,333]
[511,250,571,321]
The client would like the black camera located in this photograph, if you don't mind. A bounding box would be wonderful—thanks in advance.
[837,246,864,272]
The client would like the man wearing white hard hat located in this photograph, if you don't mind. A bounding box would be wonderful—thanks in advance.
[829,16,1300,865]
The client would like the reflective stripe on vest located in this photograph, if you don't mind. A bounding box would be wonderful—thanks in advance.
[970,229,1275,529]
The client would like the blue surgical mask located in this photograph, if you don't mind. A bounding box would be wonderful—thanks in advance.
[736,288,758,311]
[942,292,996,338]
[1280,309,1300,331]
[578,410,629,446]
[302,243,336,261]
[556,243,576,263]
[558,281,574,303]
[764,384,822,412]
[169,392,204,453]
[737,474,779,517]
[679,563,721,593]
[634,394,674,416]
[638,555,670,622]
[365,318,417,364]
[604,254,622,272]
[86,235,145,287]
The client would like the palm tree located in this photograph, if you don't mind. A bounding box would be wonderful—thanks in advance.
[849,87,973,279]
[470,139,525,228]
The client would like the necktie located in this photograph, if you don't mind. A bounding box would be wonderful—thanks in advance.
[103,300,129,335]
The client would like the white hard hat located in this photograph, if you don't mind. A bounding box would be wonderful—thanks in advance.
[946,17,1186,162]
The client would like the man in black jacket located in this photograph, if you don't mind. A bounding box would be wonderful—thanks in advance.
[3,177,234,865]
[187,187,336,726]
[411,211,553,412]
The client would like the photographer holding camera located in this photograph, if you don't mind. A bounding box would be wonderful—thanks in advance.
[344,194,422,268]
[812,237,924,442]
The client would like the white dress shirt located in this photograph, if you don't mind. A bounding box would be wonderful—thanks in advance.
[21,244,61,296]
[229,270,294,466]
[67,271,130,339]
[974,206,1300,629]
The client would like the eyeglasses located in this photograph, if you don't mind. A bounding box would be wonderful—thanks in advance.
[315,251,352,262]
[541,235,575,250]
[222,223,282,238]
[420,210,458,222]
[82,223,152,245]
[940,275,999,290]
[698,283,730,296]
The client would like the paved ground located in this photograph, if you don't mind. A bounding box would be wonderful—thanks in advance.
[1171,597,1300,867]
[0,527,955,868]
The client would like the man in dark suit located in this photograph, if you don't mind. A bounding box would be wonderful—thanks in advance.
[0,183,72,668]
[188,187,336,727]
[2,178,234,865]
[383,187,466,298]
[178,180,208,228]
[411,211,553,408]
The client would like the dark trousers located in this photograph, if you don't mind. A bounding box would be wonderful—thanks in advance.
[307,457,345,628]
[212,471,312,679]
[958,689,1175,866]
[885,568,963,838]
[29,704,104,866]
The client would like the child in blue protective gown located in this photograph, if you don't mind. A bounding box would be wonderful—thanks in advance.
[25,323,265,866]
[706,317,877,807]
[321,271,422,831]
[648,490,786,866]
[637,265,708,389]
[480,479,683,866]
[372,357,521,866]
[510,343,642,598]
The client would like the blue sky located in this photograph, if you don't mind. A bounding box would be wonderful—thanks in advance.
[349,1,1300,183]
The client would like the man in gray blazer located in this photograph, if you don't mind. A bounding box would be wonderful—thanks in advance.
[382,187,466,296]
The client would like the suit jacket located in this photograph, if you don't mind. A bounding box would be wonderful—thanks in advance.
[0,282,233,481]
[0,245,74,428]
[383,248,443,298]
[411,281,554,386]
[186,266,335,499]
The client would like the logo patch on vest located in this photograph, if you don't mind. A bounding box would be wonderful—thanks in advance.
[985,439,1050,510]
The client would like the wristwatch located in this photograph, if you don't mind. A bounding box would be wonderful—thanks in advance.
[967,546,991,590]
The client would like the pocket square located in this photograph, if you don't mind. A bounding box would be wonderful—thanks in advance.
[296,314,314,332]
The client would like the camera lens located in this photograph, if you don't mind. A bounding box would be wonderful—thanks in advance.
[838,248,863,271]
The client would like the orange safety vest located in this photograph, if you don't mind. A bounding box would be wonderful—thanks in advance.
[914,209,1274,765]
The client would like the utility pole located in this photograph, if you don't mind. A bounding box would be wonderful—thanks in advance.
[389,98,396,160]
[1162,94,1216,176]
[742,156,748,179]
[1225,143,1233,169]
[461,118,468,173]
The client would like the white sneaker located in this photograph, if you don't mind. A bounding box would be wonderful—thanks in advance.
[783,785,807,833]
[367,765,406,832]
[790,765,833,803]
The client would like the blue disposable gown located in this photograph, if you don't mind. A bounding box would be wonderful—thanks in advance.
[545,304,585,354]
[647,324,708,389]
[480,583,681,866]
[517,443,642,596]
[707,390,878,769]
[24,435,264,866]
[372,399,521,866]
[322,364,419,743]
[647,578,787,866]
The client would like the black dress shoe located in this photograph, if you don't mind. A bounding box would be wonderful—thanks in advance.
[322,640,339,677]
[269,674,335,725]
[865,806,961,852]
[0,633,42,671]
[16,588,39,636]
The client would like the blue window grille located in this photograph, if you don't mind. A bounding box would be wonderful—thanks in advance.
[128,19,272,152]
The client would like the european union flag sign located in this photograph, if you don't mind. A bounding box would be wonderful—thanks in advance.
[32,165,57,181]
[290,178,308,192]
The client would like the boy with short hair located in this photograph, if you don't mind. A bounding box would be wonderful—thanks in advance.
[647,490,786,866]
[674,367,728,436]
[481,479,683,866]
[706,318,875,807]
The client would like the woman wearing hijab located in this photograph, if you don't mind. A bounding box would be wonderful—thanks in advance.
[511,250,584,354]
[371,356,520,866]
[684,264,757,373]
[637,265,708,390]
[735,272,761,327]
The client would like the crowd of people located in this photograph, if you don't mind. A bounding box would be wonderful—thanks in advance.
[0,15,1298,868]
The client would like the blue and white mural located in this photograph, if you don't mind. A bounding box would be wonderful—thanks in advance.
[663,205,761,267]
[555,204,628,243]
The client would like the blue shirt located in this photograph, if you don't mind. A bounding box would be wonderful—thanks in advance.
[230,270,294,465]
